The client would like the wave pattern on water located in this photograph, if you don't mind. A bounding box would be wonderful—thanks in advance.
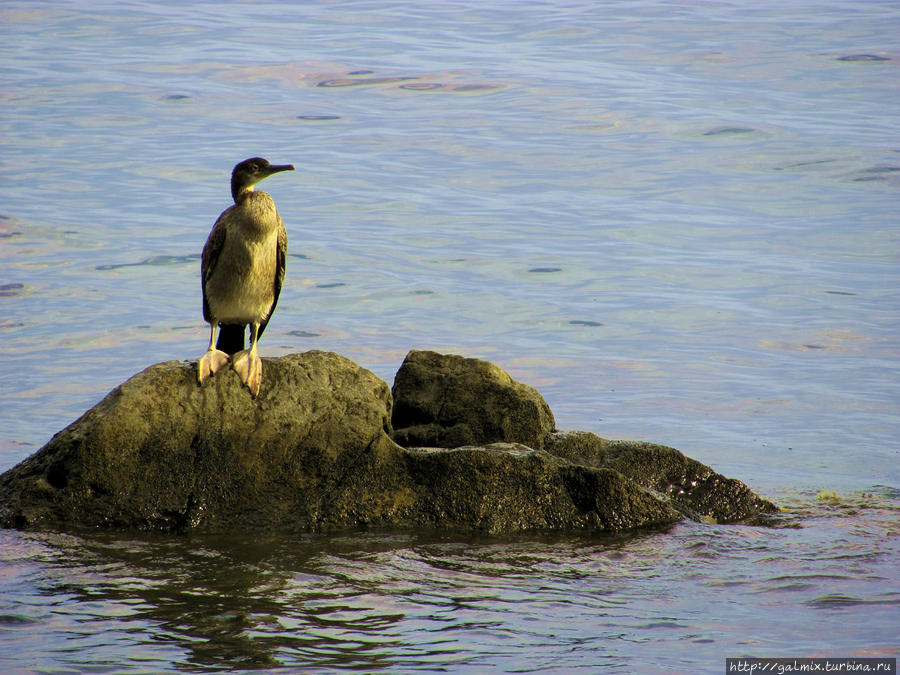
[0,491,897,672]
[1,0,899,671]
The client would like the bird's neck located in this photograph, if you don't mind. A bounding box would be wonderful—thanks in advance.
[231,179,256,203]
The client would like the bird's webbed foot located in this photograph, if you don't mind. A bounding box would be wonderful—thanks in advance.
[197,348,230,384]
[231,349,263,397]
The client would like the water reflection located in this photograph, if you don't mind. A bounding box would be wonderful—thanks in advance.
[2,488,898,671]
[13,528,653,671]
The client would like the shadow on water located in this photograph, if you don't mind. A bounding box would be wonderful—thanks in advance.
[13,527,660,671]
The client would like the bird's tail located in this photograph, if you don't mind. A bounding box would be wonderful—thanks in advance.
[216,324,245,356]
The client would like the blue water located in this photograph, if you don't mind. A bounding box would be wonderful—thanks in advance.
[1,1,898,671]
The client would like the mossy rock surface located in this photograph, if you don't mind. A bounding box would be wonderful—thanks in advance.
[0,351,403,531]
[404,443,679,533]
[0,349,774,534]
[392,350,555,450]
[544,430,779,523]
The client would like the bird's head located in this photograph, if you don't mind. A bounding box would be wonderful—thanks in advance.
[231,157,295,202]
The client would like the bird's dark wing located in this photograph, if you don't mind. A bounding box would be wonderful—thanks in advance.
[204,208,247,355]
[257,214,287,341]
[201,210,230,324]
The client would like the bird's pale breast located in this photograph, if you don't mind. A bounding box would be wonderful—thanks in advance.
[205,193,280,324]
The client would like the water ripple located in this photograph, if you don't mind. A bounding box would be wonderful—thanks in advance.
[1,0,898,671]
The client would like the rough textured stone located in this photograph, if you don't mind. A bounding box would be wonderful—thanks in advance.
[0,351,405,532]
[0,353,681,535]
[0,349,778,534]
[543,430,778,523]
[404,443,679,533]
[392,350,555,450]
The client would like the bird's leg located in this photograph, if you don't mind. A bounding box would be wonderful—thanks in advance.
[197,323,230,384]
[231,322,263,397]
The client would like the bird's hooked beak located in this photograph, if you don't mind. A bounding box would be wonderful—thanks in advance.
[266,164,295,176]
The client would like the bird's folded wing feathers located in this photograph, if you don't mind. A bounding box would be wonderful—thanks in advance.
[200,216,229,324]
[258,216,287,340]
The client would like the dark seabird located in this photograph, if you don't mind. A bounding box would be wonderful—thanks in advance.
[197,157,294,396]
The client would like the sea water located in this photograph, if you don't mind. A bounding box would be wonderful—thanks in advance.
[1,1,898,671]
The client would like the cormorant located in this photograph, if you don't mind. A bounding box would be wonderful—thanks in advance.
[197,157,294,396]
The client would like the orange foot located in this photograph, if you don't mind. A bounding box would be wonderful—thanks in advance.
[231,348,262,397]
[197,348,230,384]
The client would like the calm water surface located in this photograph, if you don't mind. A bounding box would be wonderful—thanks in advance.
[1,1,898,671]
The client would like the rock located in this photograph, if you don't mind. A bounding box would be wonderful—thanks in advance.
[0,349,775,534]
[392,350,555,449]
[543,430,778,523]
[0,352,678,534]
[389,350,775,524]
[0,351,406,532]
[404,443,679,532]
